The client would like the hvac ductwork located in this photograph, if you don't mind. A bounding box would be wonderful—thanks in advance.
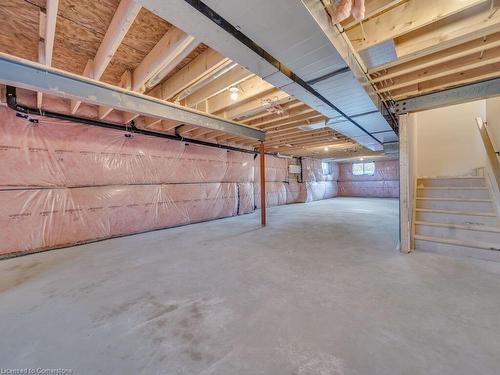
[140,0,397,151]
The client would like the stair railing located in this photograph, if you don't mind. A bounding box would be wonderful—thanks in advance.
[476,117,500,220]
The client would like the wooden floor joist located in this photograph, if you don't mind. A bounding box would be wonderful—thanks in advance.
[6,0,500,157]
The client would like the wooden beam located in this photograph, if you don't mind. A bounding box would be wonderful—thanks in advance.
[342,0,406,30]
[100,70,132,120]
[187,128,215,137]
[275,140,354,152]
[176,124,198,135]
[266,133,339,148]
[377,45,500,93]
[203,131,227,140]
[240,99,302,123]
[161,49,230,100]
[243,104,312,127]
[208,76,275,114]
[265,125,339,140]
[143,117,162,128]
[394,1,500,63]
[264,129,334,143]
[215,135,248,144]
[161,119,182,131]
[184,66,254,107]
[346,0,487,51]
[258,110,319,130]
[70,60,94,114]
[238,115,328,147]
[370,31,500,80]
[219,89,293,120]
[240,115,327,146]
[123,112,140,124]
[99,106,114,120]
[391,60,500,99]
[264,115,327,134]
[99,28,197,118]
[93,0,141,80]
[132,28,197,92]
[393,76,500,113]
[73,0,140,114]
[263,131,335,147]
[215,134,240,142]
[43,0,58,67]
[37,0,59,109]
[273,139,352,153]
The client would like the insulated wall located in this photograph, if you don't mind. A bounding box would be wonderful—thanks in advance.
[0,105,341,257]
[0,107,255,256]
[300,158,339,202]
[254,155,289,208]
[338,160,399,197]
[254,157,340,207]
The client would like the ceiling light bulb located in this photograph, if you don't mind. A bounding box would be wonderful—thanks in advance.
[324,147,329,151]
[229,86,239,101]
[360,157,364,161]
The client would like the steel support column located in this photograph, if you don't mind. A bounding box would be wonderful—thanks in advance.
[259,142,266,226]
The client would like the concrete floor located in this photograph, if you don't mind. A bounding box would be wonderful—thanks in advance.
[1,198,499,375]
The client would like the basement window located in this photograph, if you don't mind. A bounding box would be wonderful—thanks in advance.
[353,162,375,176]
[322,161,331,175]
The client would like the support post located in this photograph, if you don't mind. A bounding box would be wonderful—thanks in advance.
[259,141,266,226]
[399,114,411,253]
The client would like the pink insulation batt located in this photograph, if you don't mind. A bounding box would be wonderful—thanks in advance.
[300,158,339,202]
[0,105,346,256]
[0,107,255,255]
[254,155,289,208]
[338,160,399,198]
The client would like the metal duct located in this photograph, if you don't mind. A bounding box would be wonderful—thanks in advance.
[140,0,397,150]
[383,142,399,155]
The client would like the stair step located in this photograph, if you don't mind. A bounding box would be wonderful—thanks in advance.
[415,209,498,226]
[415,235,500,262]
[415,221,500,243]
[418,177,486,188]
[417,187,490,199]
[416,197,495,213]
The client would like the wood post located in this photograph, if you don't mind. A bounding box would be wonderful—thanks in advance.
[259,142,266,226]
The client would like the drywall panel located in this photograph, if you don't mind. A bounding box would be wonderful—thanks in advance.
[413,101,487,177]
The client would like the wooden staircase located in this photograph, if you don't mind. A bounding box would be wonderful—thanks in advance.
[414,176,500,261]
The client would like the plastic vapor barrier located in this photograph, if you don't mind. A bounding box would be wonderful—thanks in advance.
[254,155,290,208]
[0,107,255,256]
[0,105,342,257]
[338,160,399,197]
[300,158,339,202]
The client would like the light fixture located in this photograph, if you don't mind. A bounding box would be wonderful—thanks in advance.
[324,147,329,151]
[229,86,239,101]
[360,157,364,161]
